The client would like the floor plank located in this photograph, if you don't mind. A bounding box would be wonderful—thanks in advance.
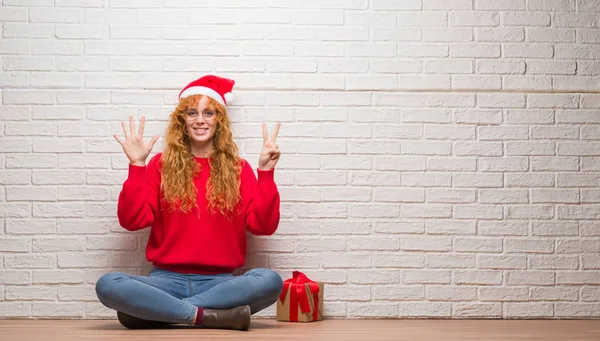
[1,319,599,341]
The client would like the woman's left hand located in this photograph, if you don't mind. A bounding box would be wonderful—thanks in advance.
[258,122,281,171]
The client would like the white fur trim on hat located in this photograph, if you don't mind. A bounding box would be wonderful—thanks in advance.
[179,86,225,106]
[224,92,233,103]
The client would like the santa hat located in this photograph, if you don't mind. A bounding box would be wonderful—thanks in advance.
[178,75,235,106]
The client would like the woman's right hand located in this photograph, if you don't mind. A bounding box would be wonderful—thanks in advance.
[114,116,159,166]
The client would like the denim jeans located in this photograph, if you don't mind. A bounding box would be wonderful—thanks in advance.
[95,267,283,324]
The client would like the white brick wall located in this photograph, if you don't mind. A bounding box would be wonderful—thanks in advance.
[1,0,600,320]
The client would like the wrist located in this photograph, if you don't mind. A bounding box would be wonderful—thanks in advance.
[130,160,146,167]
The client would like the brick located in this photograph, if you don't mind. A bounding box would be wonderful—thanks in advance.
[480,189,528,204]
[5,286,56,300]
[454,205,503,219]
[478,255,527,270]
[556,272,600,285]
[6,186,56,201]
[479,157,528,172]
[423,28,473,42]
[556,303,600,317]
[450,12,499,27]
[531,156,578,171]
[404,270,451,284]
[374,221,424,234]
[455,142,503,156]
[321,253,371,268]
[58,285,97,301]
[556,239,600,254]
[508,174,555,188]
[480,287,528,301]
[401,204,452,218]
[0,302,30,317]
[375,157,426,171]
[373,286,424,300]
[450,43,500,57]
[454,270,503,285]
[5,219,56,234]
[582,287,600,301]
[402,172,451,187]
[347,43,397,57]
[506,110,554,124]
[557,173,600,187]
[401,236,452,251]
[373,254,424,268]
[506,239,554,253]
[427,254,475,268]
[348,204,400,218]
[0,138,31,153]
[579,222,600,236]
[478,221,528,236]
[454,303,502,318]
[527,61,576,75]
[505,303,553,317]
[503,12,550,26]
[399,302,451,317]
[0,238,30,252]
[32,302,84,317]
[424,220,475,235]
[5,254,56,269]
[504,43,554,58]
[530,287,578,301]
[503,76,552,91]
[428,157,477,171]
[476,28,524,42]
[527,28,575,42]
[426,189,475,203]
[373,188,423,203]
[455,238,503,252]
[453,173,503,187]
[477,60,525,74]
[506,205,554,219]
[507,142,555,156]
[582,189,600,203]
[348,303,398,318]
[479,126,528,140]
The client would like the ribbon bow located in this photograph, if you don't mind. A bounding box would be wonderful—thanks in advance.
[279,271,320,322]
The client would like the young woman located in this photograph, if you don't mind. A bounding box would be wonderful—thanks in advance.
[95,75,283,331]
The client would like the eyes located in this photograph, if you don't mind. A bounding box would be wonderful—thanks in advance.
[186,110,215,119]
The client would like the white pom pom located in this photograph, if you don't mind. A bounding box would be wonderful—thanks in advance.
[224,92,233,103]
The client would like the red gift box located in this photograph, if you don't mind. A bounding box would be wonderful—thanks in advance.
[276,271,324,322]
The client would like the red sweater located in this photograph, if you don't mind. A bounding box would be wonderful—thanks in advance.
[117,153,280,274]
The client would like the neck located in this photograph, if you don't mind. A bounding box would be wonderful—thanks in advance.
[191,141,215,158]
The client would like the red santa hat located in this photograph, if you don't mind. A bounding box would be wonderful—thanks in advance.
[178,75,235,106]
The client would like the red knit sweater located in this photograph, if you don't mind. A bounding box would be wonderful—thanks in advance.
[117,153,280,274]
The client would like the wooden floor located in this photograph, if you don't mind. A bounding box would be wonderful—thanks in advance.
[1,319,599,341]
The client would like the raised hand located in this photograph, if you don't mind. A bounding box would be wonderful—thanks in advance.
[258,122,281,171]
[113,116,159,166]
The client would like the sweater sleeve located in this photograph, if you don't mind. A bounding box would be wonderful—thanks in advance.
[242,160,280,236]
[117,153,161,231]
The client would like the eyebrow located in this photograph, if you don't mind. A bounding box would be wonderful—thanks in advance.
[187,108,216,112]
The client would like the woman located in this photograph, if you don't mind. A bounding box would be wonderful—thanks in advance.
[95,75,283,331]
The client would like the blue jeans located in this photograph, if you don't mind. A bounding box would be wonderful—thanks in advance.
[95,267,283,325]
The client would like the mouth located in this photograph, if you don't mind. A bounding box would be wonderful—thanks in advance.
[192,127,209,135]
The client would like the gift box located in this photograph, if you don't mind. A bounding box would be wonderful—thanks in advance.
[276,271,324,322]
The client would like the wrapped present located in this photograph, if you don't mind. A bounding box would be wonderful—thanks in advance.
[276,271,324,322]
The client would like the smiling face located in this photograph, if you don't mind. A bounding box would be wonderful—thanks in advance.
[184,96,218,153]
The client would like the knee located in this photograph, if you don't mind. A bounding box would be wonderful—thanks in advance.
[252,269,283,297]
[95,272,125,302]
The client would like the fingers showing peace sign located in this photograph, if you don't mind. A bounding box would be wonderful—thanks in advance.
[258,122,281,171]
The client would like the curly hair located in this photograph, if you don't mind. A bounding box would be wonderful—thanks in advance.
[160,94,242,216]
